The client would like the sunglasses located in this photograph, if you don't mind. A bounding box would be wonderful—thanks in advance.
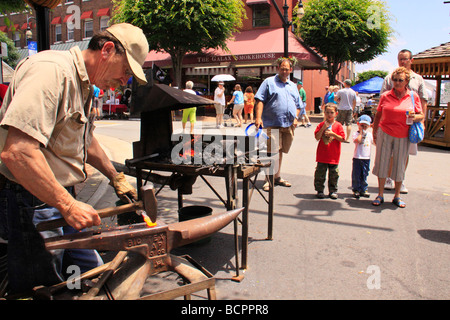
[392,78,406,82]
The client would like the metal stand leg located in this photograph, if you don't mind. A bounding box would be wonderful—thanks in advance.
[241,176,249,269]
[267,174,274,240]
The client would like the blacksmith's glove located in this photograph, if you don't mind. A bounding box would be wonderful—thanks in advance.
[109,172,138,202]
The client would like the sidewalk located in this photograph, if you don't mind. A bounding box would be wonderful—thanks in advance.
[80,117,449,300]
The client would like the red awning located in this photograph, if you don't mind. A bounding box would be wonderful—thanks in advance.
[63,15,73,23]
[0,26,7,33]
[246,0,271,5]
[51,16,62,25]
[144,28,324,69]
[9,24,19,32]
[80,11,93,20]
[96,8,110,17]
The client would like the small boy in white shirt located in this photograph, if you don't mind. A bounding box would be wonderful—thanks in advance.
[351,115,373,198]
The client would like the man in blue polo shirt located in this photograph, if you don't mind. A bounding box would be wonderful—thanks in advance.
[255,58,302,191]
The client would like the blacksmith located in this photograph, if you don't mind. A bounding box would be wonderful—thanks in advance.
[0,23,148,293]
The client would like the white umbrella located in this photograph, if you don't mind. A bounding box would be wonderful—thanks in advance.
[211,74,236,82]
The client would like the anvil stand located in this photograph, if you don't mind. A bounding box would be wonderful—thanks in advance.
[30,206,244,300]
[132,162,275,282]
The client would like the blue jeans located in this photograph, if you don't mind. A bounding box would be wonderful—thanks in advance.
[352,158,370,193]
[0,179,103,294]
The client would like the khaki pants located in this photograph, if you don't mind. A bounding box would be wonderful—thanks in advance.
[314,162,339,193]
[266,125,295,155]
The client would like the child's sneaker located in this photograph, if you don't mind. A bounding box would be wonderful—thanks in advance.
[360,190,370,198]
[316,192,325,199]
[329,192,338,199]
[353,191,360,198]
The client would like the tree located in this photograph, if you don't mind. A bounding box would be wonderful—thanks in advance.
[112,0,246,88]
[356,70,388,84]
[1,1,30,68]
[0,31,20,68]
[293,0,393,85]
[0,1,27,14]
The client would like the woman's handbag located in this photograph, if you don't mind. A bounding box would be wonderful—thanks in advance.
[409,122,424,144]
[408,92,424,144]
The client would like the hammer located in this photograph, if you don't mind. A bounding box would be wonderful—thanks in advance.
[35,185,158,232]
[123,184,157,227]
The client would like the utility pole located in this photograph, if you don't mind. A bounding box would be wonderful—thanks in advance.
[271,0,304,58]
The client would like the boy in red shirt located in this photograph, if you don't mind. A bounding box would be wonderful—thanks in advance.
[314,103,346,199]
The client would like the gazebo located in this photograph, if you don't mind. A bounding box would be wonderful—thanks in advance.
[411,42,450,147]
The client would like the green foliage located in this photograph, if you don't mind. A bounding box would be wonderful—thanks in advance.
[294,0,393,85]
[112,0,246,87]
[356,70,388,84]
[0,0,27,14]
[0,31,20,68]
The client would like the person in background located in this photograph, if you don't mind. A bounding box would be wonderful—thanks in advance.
[214,81,226,128]
[181,80,197,134]
[0,84,8,108]
[335,79,357,141]
[354,91,362,122]
[297,81,311,127]
[228,84,244,127]
[380,49,428,194]
[327,85,339,104]
[243,86,255,124]
[255,58,302,191]
[372,67,424,208]
[351,115,374,199]
[313,103,346,199]
[321,86,331,114]
[91,85,101,120]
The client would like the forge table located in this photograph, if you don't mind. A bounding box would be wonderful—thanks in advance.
[130,161,274,280]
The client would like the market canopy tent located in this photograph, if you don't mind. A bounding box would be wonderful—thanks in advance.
[351,76,384,94]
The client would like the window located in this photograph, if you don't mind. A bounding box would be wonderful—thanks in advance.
[55,24,62,42]
[67,24,74,41]
[84,20,93,39]
[13,32,20,47]
[253,5,270,27]
[100,16,109,32]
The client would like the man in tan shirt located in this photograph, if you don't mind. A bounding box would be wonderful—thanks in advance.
[0,23,148,293]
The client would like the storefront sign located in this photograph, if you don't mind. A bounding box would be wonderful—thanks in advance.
[195,53,276,64]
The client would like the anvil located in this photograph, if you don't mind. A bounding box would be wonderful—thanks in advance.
[44,208,243,276]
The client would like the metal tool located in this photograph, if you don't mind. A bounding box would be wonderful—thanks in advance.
[36,185,157,232]
[44,207,244,299]
[123,184,158,227]
[45,208,243,257]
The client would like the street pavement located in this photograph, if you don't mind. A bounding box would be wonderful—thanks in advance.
[78,116,450,300]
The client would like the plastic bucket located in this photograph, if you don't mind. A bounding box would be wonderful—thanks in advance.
[178,206,213,245]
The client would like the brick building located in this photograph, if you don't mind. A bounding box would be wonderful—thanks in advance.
[0,0,112,57]
[0,0,355,113]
